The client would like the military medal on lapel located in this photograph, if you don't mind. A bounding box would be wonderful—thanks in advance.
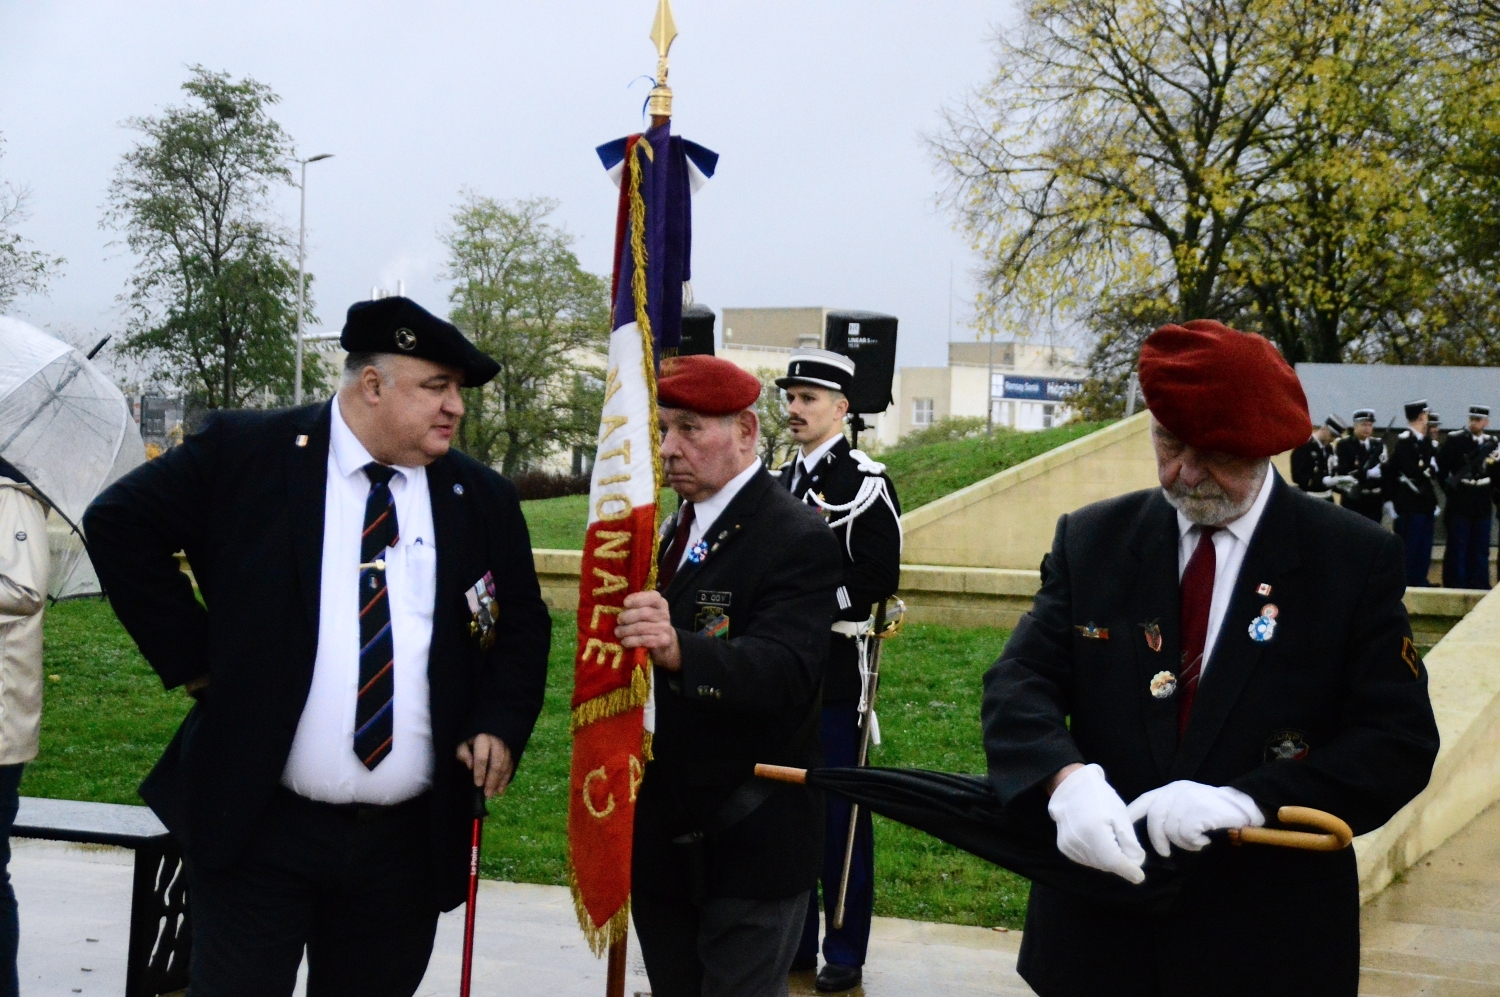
[1248,603,1278,643]
[1140,620,1162,653]
[466,572,498,650]
[1149,671,1177,698]
[1074,622,1109,640]
[687,539,709,564]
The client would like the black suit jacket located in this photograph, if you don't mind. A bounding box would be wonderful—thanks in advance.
[1289,436,1335,497]
[1437,430,1496,519]
[982,473,1437,994]
[776,437,903,701]
[632,467,843,900]
[82,402,551,911]
[1334,434,1387,515]
[1390,429,1440,516]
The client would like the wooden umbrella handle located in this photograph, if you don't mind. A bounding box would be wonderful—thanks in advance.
[753,763,808,785]
[1227,806,1353,852]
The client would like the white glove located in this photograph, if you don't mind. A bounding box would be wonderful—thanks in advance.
[1047,764,1147,884]
[1125,781,1264,858]
[1383,500,1396,521]
[1366,464,1382,480]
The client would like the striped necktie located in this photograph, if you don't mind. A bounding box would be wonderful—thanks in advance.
[356,462,400,769]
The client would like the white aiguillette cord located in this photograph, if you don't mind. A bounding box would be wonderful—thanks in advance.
[805,449,903,559]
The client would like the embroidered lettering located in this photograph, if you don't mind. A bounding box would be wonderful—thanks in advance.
[582,638,625,670]
[596,493,632,521]
[582,766,616,819]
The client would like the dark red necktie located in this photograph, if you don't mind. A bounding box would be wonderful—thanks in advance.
[656,502,695,591]
[1177,525,1220,736]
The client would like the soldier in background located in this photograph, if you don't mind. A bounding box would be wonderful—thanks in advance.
[1427,413,1444,445]
[1291,414,1348,501]
[775,350,902,994]
[1390,400,1440,587]
[1335,408,1387,522]
[1438,405,1496,589]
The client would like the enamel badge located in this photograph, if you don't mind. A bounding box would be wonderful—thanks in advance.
[1140,621,1162,653]
[687,539,709,564]
[1248,603,1278,643]
[1074,623,1109,640]
[1149,671,1177,699]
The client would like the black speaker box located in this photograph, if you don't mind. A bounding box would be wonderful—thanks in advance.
[825,311,898,414]
[678,304,716,357]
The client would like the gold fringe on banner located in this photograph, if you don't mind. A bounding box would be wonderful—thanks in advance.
[626,136,665,762]
[569,864,632,957]
[570,666,650,732]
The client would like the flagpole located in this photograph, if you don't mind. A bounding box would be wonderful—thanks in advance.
[604,7,677,996]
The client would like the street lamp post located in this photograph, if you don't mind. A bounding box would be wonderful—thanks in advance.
[294,153,334,406]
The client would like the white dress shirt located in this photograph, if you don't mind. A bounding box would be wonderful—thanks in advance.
[792,433,843,492]
[281,396,437,804]
[676,458,763,569]
[1175,466,1277,674]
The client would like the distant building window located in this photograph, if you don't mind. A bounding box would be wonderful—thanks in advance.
[1042,404,1055,429]
[913,398,934,427]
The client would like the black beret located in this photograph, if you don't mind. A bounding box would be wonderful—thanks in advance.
[341,297,500,388]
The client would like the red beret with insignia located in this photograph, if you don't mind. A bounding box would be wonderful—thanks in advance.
[1139,320,1310,459]
[657,355,762,415]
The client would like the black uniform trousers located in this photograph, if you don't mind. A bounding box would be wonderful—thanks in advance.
[796,700,875,969]
[1442,513,1492,589]
[1394,513,1435,586]
[186,788,438,997]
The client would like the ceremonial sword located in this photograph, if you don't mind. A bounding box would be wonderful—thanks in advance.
[832,598,904,931]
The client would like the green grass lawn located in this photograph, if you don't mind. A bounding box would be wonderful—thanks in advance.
[28,599,1024,928]
[520,425,1110,547]
[882,421,1112,513]
[523,488,677,550]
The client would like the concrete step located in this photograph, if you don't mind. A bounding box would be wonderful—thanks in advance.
[1360,801,1500,997]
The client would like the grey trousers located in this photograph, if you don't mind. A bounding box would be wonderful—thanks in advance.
[634,890,810,997]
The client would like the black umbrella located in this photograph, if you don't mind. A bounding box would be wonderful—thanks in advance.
[755,764,1351,912]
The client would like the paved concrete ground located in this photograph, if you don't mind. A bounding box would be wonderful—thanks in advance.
[14,810,1500,997]
[7,838,1027,996]
[1360,800,1500,996]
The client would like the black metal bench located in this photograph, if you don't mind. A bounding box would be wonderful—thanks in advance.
[14,797,190,997]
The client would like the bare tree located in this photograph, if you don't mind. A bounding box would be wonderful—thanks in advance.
[0,137,64,308]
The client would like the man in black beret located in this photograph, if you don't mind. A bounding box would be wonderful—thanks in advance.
[84,296,550,996]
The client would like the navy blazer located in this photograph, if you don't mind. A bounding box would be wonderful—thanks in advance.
[84,401,551,910]
[982,472,1438,994]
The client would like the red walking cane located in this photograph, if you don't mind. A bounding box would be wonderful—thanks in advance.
[460,786,489,997]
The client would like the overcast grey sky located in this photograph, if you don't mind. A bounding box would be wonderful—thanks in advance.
[0,1,1011,370]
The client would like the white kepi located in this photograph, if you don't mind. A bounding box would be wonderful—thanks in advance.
[0,316,145,598]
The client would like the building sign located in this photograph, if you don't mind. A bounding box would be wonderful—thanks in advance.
[991,374,1082,402]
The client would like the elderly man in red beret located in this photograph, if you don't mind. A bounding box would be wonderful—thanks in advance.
[982,321,1438,996]
[615,355,844,997]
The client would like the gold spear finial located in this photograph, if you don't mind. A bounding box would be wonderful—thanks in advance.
[647,0,678,119]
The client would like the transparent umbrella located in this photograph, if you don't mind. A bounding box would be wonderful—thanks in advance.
[0,316,145,599]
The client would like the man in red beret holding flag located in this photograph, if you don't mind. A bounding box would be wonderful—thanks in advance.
[982,320,1438,995]
[614,355,844,996]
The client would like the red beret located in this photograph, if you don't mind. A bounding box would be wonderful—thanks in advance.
[657,355,762,415]
[1139,320,1309,459]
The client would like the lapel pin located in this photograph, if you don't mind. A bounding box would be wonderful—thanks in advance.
[1256,582,1272,596]
[294,435,308,447]
[453,483,464,495]
[1150,671,1177,698]
[1074,623,1109,640]
[1248,603,1278,642]
[1140,621,1162,653]
[687,539,709,564]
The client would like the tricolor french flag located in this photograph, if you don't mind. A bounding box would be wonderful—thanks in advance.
[567,119,716,954]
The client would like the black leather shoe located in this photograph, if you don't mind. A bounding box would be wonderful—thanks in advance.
[790,953,817,973]
[815,963,862,992]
